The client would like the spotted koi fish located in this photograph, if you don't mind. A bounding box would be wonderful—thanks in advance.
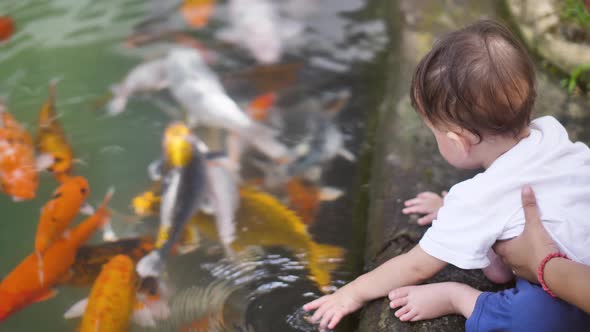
[76,255,136,332]
[0,104,40,200]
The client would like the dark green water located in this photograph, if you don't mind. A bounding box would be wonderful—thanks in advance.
[0,0,389,331]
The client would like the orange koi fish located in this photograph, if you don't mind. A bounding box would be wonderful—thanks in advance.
[0,16,14,42]
[36,81,75,182]
[0,105,39,200]
[180,0,216,29]
[35,176,89,254]
[64,262,170,329]
[285,178,343,225]
[62,237,155,288]
[286,178,319,225]
[248,92,276,121]
[76,255,136,332]
[0,191,112,321]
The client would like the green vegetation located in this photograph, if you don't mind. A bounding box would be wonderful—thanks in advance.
[558,1,590,93]
[566,63,590,92]
[560,0,590,33]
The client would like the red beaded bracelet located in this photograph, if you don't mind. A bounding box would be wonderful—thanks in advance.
[537,252,569,298]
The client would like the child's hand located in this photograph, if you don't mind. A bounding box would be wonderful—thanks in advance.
[302,289,364,330]
[402,191,446,225]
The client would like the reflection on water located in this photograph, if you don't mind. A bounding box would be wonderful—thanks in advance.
[0,0,388,331]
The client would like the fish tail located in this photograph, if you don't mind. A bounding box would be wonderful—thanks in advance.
[307,242,345,292]
[47,77,62,104]
[239,123,290,162]
[136,250,164,278]
[98,187,115,212]
[95,187,115,226]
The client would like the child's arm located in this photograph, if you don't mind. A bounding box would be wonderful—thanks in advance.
[303,244,447,330]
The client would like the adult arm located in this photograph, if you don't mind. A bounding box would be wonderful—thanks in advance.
[494,186,590,315]
[304,245,447,330]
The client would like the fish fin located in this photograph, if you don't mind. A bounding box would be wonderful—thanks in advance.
[79,203,95,216]
[63,298,88,319]
[318,187,344,201]
[132,305,156,327]
[303,166,322,182]
[12,196,25,202]
[307,242,345,292]
[337,148,355,162]
[215,28,239,43]
[250,159,288,188]
[36,251,45,285]
[36,153,54,171]
[106,85,126,115]
[33,289,58,304]
[49,76,64,87]
[240,122,289,161]
[102,222,118,242]
[57,268,74,284]
[279,19,304,40]
[148,159,164,181]
[72,158,88,166]
[177,222,200,255]
[136,250,164,278]
[294,142,310,157]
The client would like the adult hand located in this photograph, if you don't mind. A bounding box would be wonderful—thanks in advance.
[493,186,559,283]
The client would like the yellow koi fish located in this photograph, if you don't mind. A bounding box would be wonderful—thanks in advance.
[36,81,75,182]
[190,187,344,292]
[76,255,136,332]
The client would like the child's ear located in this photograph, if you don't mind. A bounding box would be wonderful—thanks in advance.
[446,131,473,154]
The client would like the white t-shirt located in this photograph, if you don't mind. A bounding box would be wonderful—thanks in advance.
[419,116,590,269]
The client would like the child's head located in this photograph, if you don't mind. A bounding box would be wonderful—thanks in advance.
[411,20,536,169]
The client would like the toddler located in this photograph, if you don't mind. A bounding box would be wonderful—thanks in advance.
[303,20,590,331]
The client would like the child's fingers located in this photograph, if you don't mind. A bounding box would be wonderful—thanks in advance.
[388,287,409,300]
[394,305,411,318]
[417,213,436,225]
[328,312,343,329]
[389,296,408,309]
[399,309,418,322]
[303,296,328,311]
[311,302,330,322]
[319,308,335,330]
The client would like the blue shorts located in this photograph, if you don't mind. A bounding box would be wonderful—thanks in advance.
[466,278,590,332]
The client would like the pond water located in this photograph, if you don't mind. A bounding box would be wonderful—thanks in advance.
[0,0,389,331]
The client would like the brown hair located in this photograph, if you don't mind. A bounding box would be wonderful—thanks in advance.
[410,20,536,141]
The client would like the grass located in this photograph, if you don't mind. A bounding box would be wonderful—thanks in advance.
[560,0,590,34]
